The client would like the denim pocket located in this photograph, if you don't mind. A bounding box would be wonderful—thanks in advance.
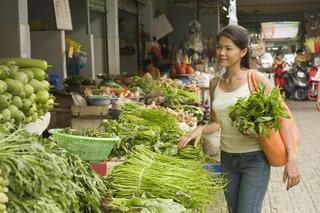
[243,151,266,163]
[243,153,259,162]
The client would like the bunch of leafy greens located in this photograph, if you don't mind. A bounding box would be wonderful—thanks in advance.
[104,102,199,158]
[0,123,109,213]
[108,146,225,210]
[162,87,201,107]
[130,77,201,107]
[228,83,289,138]
[106,197,188,213]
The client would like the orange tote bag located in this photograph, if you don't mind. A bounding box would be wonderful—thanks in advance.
[247,70,300,167]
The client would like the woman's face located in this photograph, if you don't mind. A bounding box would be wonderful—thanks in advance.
[216,36,247,68]
[276,54,283,60]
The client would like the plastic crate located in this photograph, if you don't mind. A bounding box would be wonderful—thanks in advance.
[49,129,119,162]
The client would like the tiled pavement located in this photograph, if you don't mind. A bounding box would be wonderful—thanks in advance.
[208,100,320,213]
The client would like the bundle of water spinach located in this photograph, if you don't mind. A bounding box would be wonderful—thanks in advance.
[106,197,188,213]
[109,146,226,210]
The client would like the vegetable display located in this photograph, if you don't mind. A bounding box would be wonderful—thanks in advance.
[0,166,9,213]
[130,77,201,107]
[0,58,54,125]
[163,87,201,107]
[106,197,187,213]
[61,127,115,138]
[104,102,197,158]
[109,146,225,209]
[228,84,289,138]
[0,124,108,212]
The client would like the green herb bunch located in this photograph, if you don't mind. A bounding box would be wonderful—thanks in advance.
[228,83,289,138]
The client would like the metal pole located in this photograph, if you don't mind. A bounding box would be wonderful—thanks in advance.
[104,0,109,74]
[136,0,141,72]
[217,0,221,31]
[85,0,91,34]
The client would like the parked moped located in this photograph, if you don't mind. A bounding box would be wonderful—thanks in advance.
[281,63,308,100]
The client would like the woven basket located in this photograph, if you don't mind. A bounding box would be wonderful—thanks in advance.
[49,129,119,162]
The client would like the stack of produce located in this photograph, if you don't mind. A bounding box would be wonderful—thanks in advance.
[0,123,108,212]
[146,104,198,128]
[0,57,54,125]
[106,197,187,213]
[0,166,9,213]
[158,76,179,87]
[175,105,204,123]
[130,77,201,107]
[182,82,201,97]
[163,86,201,107]
[163,107,198,127]
[144,91,165,105]
[109,146,225,210]
[103,102,185,157]
[103,102,206,160]
[61,127,116,138]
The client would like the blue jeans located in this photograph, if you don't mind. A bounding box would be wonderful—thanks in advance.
[221,150,270,213]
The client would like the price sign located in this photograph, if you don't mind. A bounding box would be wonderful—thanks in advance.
[53,0,73,30]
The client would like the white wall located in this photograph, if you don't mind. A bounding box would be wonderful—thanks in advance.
[30,31,67,84]
[0,0,30,58]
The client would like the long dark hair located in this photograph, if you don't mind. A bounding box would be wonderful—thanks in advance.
[216,25,250,69]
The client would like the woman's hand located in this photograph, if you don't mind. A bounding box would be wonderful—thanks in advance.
[178,126,203,149]
[283,159,300,190]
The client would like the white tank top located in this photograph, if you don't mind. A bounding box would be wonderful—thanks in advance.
[212,79,261,153]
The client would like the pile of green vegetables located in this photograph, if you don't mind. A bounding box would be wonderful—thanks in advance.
[129,77,162,96]
[109,146,225,210]
[103,102,205,160]
[62,127,116,138]
[228,84,289,138]
[0,123,108,213]
[0,166,9,213]
[163,87,201,107]
[0,57,55,125]
[130,77,201,107]
[106,197,188,213]
[172,105,204,122]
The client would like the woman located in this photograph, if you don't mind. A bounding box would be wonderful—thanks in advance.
[272,51,286,88]
[178,25,300,213]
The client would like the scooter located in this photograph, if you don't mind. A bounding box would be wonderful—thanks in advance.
[281,63,308,100]
[307,65,318,101]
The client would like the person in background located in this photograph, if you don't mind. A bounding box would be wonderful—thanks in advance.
[317,82,320,111]
[272,51,286,89]
[178,25,300,213]
[141,59,161,80]
[249,56,261,70]
[294,49,307,66]
[314,66,320,110]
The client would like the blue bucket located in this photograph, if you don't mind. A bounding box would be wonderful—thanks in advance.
[201,163,222,174]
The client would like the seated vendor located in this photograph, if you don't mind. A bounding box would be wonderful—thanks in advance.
[141,59,161,80]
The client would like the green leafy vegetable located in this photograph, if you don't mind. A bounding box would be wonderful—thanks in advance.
[0,123,109,213]
[228,83,289,138]
[109,146,226,209]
